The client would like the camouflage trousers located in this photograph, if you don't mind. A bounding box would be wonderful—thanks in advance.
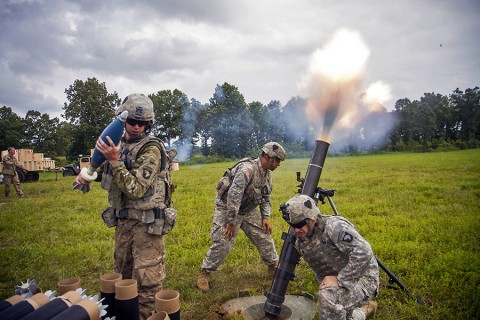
[317,281,374,320]
[3,174,23,196]
[201,216,278,272]
[114,218,166,320]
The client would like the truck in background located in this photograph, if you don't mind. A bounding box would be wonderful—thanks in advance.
[0,149,56,182]
[62,155,91,177]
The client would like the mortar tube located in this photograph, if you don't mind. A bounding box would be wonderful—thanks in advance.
[100,272,122,319]
[264,140,330,318]
[80,110,128,182]
[49,298,100,320]
[0,292,49,320]
[115,279,139,320]
[19,290,82,320]
[0,295,23,312]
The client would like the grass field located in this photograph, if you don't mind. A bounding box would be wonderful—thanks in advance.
[1,149,479,319]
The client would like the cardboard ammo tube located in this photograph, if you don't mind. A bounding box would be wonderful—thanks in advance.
[0,295,23,312]
[57,277,81,295]
[100,272,122,319]
[115,279,139,320]
[147,311,170,320]
[155,290,180,320]
[0,292,49,320]
[49,297,100,320]
[18,290,82,320]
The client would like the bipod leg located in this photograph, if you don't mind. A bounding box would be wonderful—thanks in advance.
[326,196,340,216]
[376,258,424,304]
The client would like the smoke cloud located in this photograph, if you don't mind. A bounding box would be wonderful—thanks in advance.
[298,29,395,151]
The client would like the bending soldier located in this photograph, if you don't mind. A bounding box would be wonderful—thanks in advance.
[197,142,286,292]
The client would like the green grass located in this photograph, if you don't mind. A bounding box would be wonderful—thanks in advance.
[1,150,479,319]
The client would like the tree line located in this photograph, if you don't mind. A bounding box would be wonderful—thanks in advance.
[1,77,479,163]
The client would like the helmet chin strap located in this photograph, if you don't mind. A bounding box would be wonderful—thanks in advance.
[305,219,315,238]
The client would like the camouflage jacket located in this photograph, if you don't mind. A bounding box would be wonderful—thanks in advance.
[101,135,169,210]
[297,215,379,293]
[221,157,272,224]
[2,154,18,175]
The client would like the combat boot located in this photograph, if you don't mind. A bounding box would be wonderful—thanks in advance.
[362,300,377,318]
[197,270,209,292]
[351,300,377,320]
[267,264,277,277]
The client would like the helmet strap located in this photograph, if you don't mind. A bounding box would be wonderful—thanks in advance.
[306,219,316,238]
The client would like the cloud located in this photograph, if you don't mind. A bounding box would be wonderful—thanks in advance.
[0,0,478,119]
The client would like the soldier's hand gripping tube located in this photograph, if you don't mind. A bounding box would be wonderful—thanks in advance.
[264,140,330,318]
[80,110,128,182]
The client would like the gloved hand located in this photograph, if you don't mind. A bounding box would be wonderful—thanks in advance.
[73,175,91,194]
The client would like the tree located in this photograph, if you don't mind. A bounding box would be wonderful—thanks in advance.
[392,98,414,145]
[412,101,436,148]
[62,78,120,160]
[450,87,480,141]
[265,100,287,144]
[246,101,267,150]
[282,96,311,148]
[0,106,25,151]
[23,110,67,157]
[194,105,210,156]
[420,93,453,141]
[149,89,187,147]
[207,83,254,158]
[0,107,69,157]
[173,98,205,161]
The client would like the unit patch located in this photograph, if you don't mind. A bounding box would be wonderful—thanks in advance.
[341,232,353,243]
[142,167,153,179]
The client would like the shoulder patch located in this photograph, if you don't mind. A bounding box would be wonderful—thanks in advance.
[142,167,153,179]
[341,232,353,243]
[244,169,251,181]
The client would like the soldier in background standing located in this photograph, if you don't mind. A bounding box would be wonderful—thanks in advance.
[2,147,25,198]
[281,194,379,320]
[197,142,286,292]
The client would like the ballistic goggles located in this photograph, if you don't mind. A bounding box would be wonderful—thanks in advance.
[280,203,308,229]
[126,118,148,127]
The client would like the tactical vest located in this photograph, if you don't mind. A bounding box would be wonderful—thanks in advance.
[216,157,271,208]
[297,216,355,277]
[102,136,170,210]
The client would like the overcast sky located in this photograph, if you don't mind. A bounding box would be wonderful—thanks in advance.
[1,0,479,119]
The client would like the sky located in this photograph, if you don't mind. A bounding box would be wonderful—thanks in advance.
[1,0,479,119]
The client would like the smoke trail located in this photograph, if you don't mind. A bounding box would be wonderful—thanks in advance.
[173,98,205,162]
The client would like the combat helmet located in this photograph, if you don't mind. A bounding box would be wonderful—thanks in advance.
[262,141,286,161]
[281,195,320,227]
[117,93,155,124]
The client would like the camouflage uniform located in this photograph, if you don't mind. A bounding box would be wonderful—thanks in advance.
[201,157,279,272]
[283,195,379,320]
[2,152,24,197]
[99,94,172,320]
